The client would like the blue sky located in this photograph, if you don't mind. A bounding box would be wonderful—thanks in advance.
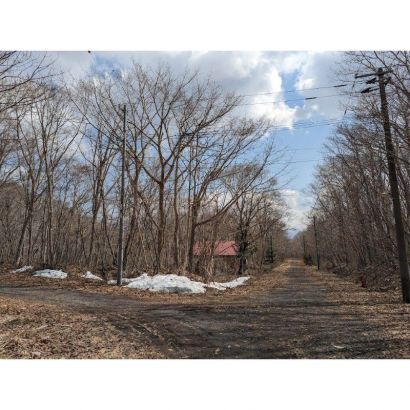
[50,51,347,232]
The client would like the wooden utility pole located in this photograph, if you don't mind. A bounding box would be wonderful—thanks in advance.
[117,104,126,286]
[302,235,306,258]
[376,68,410,302]
[313,216,320,270]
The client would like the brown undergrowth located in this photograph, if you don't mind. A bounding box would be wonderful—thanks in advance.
[0,295,162,359]
[306,264,410,358]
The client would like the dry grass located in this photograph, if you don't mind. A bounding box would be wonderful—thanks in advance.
[306,264,403,305]
[0,295,162,359]
[306,264,410,358]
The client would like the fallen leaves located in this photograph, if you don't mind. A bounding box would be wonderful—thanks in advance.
[307,264,410,358]
[0,295,162,359]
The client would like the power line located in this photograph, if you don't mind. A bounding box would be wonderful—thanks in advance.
[239,82,364,98]
[233,92,350,107]
[0,117,349,144]
[143,91,355,112]
[219,78,381,99]
[0,81,370,107]
[125,118,347,142]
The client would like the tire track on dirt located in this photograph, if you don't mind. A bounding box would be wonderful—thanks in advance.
[0,260,405,358]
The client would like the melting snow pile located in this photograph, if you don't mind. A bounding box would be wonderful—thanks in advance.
[126,273,250,294]
[33,269,68,279]
[208,276,250,290]
[83,271,103,281]
[127,273,206,294]
[12,265,33,273]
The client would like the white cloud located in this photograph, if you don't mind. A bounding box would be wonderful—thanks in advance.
[276,52,308,74]
[49,51,94,81]
[280,189,311,231]
[293,51,347,120]
[47,51,344,128]
[248,65,297,127]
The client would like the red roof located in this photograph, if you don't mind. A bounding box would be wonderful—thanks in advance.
[193,241,238,257]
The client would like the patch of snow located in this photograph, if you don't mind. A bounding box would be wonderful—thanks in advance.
[33,269,68,279]
[209,276,250,290]
[83,271,103,281]
[107,277,140,285]
[12,265,33,273]
[125,274,250,294]
[121,277,140,284]
[127,273,207,294]
[207,282,227,290]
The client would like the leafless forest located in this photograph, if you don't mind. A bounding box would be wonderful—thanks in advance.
[297,51,410,291]
[4,50,410,291]
[0,51,288,279]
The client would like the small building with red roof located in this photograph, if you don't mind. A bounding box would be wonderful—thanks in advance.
[193,240,238,257]
[193,241,239,275]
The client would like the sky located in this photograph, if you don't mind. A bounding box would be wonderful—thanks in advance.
[49,51,349,233]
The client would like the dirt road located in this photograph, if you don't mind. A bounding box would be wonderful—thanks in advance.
[1,259,410,358]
